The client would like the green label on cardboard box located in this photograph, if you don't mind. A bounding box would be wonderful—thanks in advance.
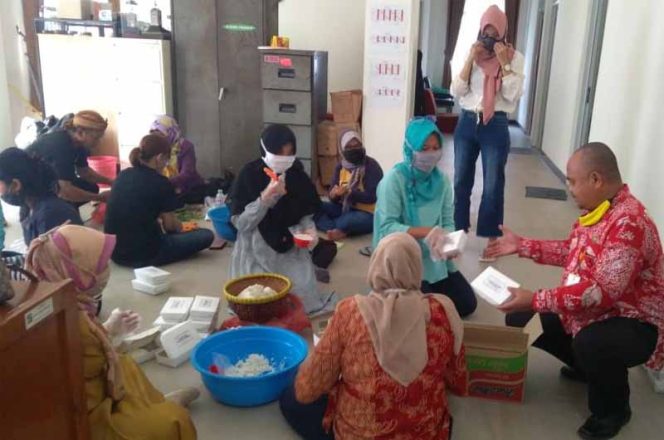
[466,353,527,374]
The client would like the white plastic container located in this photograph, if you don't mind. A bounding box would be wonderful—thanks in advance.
[134,266,171,285]
[132,278,170,295]
[159,297,194,322]
[159,320,200,359]
[190,295,220,320]
[441,230,468,258]
[471,267,520,306]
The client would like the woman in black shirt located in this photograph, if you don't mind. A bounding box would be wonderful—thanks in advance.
[0,147,83,245]
[104,135,214,267]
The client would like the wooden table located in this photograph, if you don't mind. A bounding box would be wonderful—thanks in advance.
[0,280,90,440]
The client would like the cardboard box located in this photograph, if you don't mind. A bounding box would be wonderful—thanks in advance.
[317,121,338,156]
[464,323,529,403]
[331,90,363,123]
[318,155,339,187]
[317,121,363,157]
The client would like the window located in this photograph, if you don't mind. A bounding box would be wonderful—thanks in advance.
[451,0,506,77]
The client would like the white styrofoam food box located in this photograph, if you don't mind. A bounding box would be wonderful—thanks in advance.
[441,230,468,258]
[132,278,170,295]
[155,348,191,368]
[189,317,215,333]
[134,266,171,285]
[190,295,220,319]
[159,297,194,322]
[159,320,200,359]
[130,348,158,364]
[153,316,179,332]
[471,266,520,306]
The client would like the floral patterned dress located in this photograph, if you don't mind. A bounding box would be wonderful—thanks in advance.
[521,185,664,370]
[295,296,467,440]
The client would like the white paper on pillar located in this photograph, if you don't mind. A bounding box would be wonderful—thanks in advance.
[368,57,406,108]
[366,1,410,108]
[367,3,409,55]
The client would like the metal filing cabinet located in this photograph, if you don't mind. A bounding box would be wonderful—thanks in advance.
[259,48,328,178]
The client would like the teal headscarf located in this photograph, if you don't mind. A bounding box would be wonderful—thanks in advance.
[394,118,444,225]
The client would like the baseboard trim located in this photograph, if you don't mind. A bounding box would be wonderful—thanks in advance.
[537,150,567,184]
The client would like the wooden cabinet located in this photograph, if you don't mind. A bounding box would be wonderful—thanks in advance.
[0,280,89,440]
[38,34,173,166]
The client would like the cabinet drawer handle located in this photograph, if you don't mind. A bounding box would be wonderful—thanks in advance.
[278,68,296,79]
[279,104,297,114]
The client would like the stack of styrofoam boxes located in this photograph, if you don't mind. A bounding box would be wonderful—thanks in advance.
[132,266,171,295]
[153,297,196,367]
[153,296,193,332]
[189,296,220,339]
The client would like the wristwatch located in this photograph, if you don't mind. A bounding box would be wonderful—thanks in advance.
[502,63,512,73]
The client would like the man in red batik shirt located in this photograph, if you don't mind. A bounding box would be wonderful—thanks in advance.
[487,142,663,440]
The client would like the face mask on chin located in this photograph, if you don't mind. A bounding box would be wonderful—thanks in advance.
[261,139,296,175]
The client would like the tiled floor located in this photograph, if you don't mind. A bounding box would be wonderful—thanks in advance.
[5,126,662,439]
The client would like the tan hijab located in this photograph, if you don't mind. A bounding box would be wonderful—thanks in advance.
[25,225,124,401]
[356,232,464,386]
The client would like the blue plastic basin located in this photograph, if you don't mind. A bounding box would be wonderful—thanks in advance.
[191,326,308,407]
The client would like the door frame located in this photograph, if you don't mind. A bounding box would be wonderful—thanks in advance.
[572,0,608,149]
[530,0,559,150]
[525,0,545,135]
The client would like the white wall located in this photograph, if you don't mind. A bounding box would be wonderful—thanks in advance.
[362,0,420,171]
[279,0,366,99]
[0,16,12,147]
[589,0,664,232]
[0,0,32,147]
[539,0,592,171]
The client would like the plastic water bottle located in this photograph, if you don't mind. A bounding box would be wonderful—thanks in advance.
[215,190,226,207]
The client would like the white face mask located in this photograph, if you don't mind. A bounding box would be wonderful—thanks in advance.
[413,150,443,174]
[261,139,296,175]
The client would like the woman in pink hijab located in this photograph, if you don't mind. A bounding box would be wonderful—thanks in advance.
[450,4,525,261]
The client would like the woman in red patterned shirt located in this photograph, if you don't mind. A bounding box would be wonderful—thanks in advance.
[487,143,663,440]
[279,232,467,439]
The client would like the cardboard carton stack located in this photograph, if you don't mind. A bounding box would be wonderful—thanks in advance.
[317,90,363,188]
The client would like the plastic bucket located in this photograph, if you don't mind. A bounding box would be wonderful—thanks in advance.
[208,205,237,241]
[88,155,118,189]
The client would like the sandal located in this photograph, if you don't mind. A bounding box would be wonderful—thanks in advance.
[359,246,373,257]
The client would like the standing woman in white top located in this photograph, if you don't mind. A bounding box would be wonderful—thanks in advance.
[451,5,525,260]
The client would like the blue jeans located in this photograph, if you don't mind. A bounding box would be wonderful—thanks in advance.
[454,110,510,237]
[315,202,374,236]
[147,229,215,267]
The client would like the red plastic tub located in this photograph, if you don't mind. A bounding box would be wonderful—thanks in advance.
[88,155,118,189]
